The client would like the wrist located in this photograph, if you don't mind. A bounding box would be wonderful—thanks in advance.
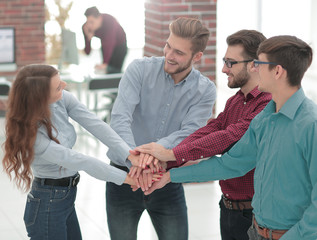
[168,149,176,161]
[123,175,134,185]
[166,171,171,183]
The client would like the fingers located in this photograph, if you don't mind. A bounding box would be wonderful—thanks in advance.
[136,166,143,178]
[161,162,167,172]
[139,153,146,168]
[148,162,155,173]
[142,154,151,169]
[139,153,154,169]
[144,172,170,195]
[134,142,155,155]
[131,170,164,193]
[138,174,145,191]
[152,173,163,181]
[133,175,140,189]
[145,155,154,168]
[153,158,159,166]
[129,149,139,155]
[129,166,138,178]
[147,171,152,188]
[131,185,139,192]
[144,181,160,195]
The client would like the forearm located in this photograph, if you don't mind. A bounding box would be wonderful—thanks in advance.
[170,150,255,183]
[68,101,131,161]
[38,141,127,185]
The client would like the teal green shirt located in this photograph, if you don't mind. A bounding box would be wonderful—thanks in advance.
[171,88,317,240]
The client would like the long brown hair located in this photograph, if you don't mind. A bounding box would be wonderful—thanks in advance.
[2,64,60,192]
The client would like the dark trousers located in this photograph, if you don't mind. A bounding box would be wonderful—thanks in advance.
[106,43,127,73]
[219,199,253,240]
[106,181,188,240]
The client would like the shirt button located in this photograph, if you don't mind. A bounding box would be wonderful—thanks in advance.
[244,102,247,105]
[162,121,165,124]
[226,194,229,197]
[167,104,170,106]
[200,156,204,158]
[182,159,185,162]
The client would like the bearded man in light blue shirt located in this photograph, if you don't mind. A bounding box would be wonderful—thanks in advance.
[145,35,317,240]
[106,17,216,240]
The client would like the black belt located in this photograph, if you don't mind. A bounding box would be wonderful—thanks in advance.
[110,161,129,173]
[34,173,80,187]
[222,195,253,210]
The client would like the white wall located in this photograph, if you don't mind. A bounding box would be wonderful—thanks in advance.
[216,0,317,112]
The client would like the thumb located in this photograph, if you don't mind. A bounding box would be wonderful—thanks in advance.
[129,149,140,155]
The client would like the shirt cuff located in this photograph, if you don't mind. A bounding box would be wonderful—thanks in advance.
[167,161,179,170]
[173,145,191,165]
[109,166,128,185]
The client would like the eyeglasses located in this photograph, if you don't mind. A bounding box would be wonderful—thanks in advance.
[223,58,253,68]
[253,60,280,68]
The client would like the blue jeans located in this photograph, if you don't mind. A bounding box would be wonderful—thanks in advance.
[106,182,188,240]
[219,199,253,240]
[23,180,82,240]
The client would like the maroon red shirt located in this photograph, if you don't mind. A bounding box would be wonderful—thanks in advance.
[83,14,126,64]
[168,86,272,200]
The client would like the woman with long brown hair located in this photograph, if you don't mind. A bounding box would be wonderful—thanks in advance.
[2,64,157,240]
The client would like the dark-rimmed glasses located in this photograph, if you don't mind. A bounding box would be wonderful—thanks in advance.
[253,60,280,68]
[223,58,253,68]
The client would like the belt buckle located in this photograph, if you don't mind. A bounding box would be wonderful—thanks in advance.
[223,195,233,209]
[228,200,233,209]
[72,174,80,187]
[257,223,270,239]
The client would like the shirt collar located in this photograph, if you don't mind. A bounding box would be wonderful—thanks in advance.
[264,88,305,120]
[279,87,305,119]
[164,66,196,85]
[237,86,263,101]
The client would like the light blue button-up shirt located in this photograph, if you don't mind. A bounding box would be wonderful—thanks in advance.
[107,57,216,167]
[171,88,317,239]
[33,90,131,185]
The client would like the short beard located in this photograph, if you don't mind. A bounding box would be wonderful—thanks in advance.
[228,65,250,89]
[164,56,193,75]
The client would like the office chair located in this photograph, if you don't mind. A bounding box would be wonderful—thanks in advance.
[87,73,122,123]
[0,78,11,117]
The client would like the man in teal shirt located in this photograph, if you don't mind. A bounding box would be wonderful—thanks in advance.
[144,35,317,239]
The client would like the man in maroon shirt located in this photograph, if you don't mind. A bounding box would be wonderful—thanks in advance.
[133,30,271,240]
[83,6,127,73]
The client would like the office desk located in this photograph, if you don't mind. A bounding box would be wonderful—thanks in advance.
[61,71,122,122]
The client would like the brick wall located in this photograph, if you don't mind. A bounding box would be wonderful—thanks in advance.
[0,0,45,78]
[144,0,217,82]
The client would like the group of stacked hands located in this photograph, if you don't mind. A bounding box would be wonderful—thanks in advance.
[128,143,176,193]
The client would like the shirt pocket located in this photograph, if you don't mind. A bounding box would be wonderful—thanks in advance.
[23,193,41,227]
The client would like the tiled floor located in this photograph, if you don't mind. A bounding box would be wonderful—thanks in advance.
[0,112,222,240]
